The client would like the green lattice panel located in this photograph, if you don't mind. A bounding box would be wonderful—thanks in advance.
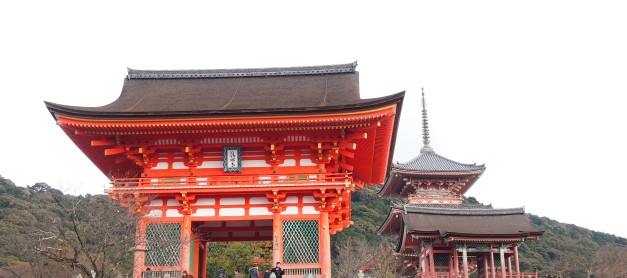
[145,223,181,267]
[282,220,319,264]
[434,254,449,266]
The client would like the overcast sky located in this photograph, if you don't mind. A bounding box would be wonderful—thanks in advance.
[1,1,626,238]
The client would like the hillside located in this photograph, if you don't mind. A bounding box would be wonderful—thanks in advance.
[1,175,626,277]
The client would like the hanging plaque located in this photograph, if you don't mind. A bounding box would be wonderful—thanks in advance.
[223,146,242,172]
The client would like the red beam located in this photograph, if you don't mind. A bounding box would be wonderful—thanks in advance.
[338,149,355,158]
[105,147,126,155]
[339,162,354,172]
[91,140,115,146]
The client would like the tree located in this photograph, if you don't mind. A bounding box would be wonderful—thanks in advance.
[592,244,627,277]
[332,238,404,278]
[24,194,138,278]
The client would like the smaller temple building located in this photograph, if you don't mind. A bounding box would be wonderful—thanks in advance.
[378,91,543,278]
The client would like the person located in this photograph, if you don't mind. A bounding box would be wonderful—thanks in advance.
[143,268,153,278]
[263,269,271,278]
[248,264,260,278]
[234,270,243,278]
[271,262,284,278]
[181,270,190,278]
[217,268,226,278]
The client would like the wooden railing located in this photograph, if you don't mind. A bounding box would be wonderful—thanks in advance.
[109,173,352,190]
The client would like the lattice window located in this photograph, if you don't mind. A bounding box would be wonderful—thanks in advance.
[434,254,449,272]
[282,220,319,264]
[284,268,321,276]
[493,255,501,267]
[145,223,181,266]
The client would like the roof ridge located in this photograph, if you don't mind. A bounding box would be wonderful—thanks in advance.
[127,61,358,79]
[395,151,484,168]
[404,205,525,215]
[429,152,484,167]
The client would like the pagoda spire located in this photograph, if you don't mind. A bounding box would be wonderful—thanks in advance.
[420,88,433,153]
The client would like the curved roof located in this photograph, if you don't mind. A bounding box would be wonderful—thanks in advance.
[393,151,485,173]
[379,204,543,244]
[402,205,542,238]
[378,150,485,197]
[44,62,405,119]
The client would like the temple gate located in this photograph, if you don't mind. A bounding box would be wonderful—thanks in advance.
[45,62,404,277]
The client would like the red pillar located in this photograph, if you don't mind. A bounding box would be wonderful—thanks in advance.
[429,244,435,274]
[489,245,496,278]
[462,245,469,278]
[133,220,147,278]
[448,252,453,276]
[320,211,331,277]
[499,246,507,278]
[483,255,489,278]
[514,245,520,278]
[202,242,208,278]
[181,214,192,273]
[507,254,513,278]
[453,245,459,275]
[272,212,283,265]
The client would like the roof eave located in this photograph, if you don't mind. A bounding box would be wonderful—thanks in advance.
[44,92,405,120]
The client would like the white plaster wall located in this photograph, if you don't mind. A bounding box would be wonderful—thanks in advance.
[250,197,272,204]
[219,208,245,216]
[283,206,298,215]
[172,162,188,169]
[194,208,216,216]
[302,206,319,214]
[153,162,168,170]
[220,198,245,205]
[284,196,299,204]
[196,198,216,205]
[166,209,183,217]
[249,207,272,216]
[147,210,162,218]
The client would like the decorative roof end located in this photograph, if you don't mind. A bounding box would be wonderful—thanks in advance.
[420,87,434,153]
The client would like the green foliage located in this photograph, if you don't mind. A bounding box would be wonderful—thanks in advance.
[519,214,626,277]
[205,241,272,276]
[0,176,136,277]
[330,186,392,254]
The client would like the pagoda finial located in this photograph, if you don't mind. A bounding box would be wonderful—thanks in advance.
[420,87,433,153]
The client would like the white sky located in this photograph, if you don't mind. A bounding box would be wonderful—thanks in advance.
[1,1,626,238]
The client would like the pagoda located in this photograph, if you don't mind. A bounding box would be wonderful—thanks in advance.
[377,90,542,278]
[45,62,404,278]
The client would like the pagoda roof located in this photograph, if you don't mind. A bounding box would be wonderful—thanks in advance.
[45,61,403,119]
[378,204,543,247]
[393,151,486,173]
[378,151,485,197]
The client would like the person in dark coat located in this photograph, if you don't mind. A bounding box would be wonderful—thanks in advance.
[217,268,226,278]
[248,264,260,278]
[271,262,284,278]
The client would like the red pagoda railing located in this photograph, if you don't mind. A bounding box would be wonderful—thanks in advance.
[108,173,352,191]
[418,272,538,278]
